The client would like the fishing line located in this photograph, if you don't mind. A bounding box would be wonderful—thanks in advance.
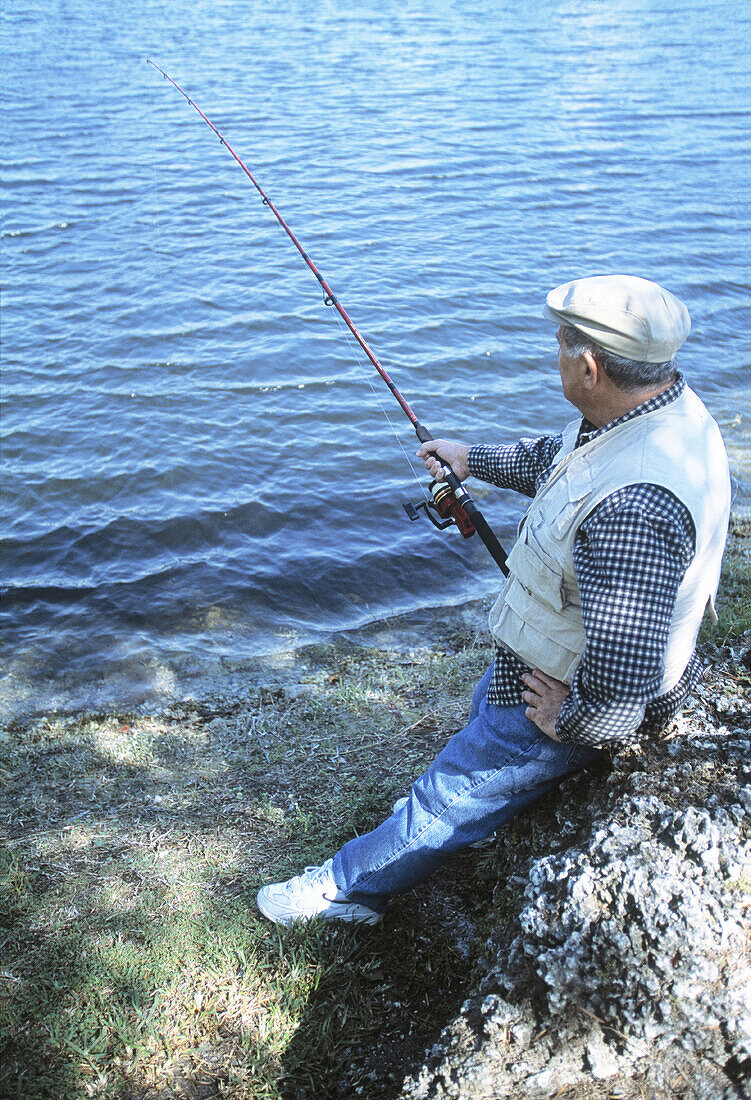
[145,80,170,373]
[328,305,429,499]
[147,61,509,575]
[146,78,185,520]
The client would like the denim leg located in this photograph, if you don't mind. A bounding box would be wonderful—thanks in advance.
[332,666,602,912]
[467,662,495,723]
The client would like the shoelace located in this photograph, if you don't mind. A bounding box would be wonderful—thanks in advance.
[288,860,334,891]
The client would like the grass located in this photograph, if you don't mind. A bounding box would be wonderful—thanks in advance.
[0,631,519,1099]
[700,515,751,645]
[1,522,747,1100]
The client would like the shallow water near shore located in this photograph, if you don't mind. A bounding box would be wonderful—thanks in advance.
[2,0,750,722]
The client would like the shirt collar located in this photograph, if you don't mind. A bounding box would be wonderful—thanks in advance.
[576,373,685,447]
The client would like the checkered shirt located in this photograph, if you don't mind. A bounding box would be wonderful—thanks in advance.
[468,375,702,749]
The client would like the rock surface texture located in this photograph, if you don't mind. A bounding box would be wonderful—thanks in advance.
[400,640,751,1100]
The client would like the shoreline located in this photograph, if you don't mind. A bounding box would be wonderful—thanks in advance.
[4,509,749,732]
[0,589,498,728]
[3,389,748,730]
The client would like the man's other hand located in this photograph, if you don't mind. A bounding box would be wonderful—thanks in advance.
[521,669,570,741]
[417,439,470,482]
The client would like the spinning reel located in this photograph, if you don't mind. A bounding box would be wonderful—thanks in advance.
[403,479,476,539]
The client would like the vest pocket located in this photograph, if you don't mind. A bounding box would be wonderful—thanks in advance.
[489,591,582,683]
[517,530,568,610]
[541,465,592,542]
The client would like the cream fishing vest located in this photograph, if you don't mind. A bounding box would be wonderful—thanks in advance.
[489,386,731,692]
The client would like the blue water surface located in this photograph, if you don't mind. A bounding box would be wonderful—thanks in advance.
[2,0,750,718]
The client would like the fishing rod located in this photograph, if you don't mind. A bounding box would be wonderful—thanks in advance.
[148,60,508,576]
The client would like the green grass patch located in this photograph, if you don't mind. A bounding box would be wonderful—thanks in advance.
[700,515,751,644]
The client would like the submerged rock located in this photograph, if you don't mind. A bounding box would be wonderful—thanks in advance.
[400,642,751,1099]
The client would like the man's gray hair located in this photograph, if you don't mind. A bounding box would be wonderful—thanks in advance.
[559,324,677,392]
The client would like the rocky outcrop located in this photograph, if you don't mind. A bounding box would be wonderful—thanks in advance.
[400,642,751,1099]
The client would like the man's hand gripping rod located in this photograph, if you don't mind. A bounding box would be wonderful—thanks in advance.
[148,61,509,577]
[406,425,508,575]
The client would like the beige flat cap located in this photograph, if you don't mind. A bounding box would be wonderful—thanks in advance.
[544,274,691,362]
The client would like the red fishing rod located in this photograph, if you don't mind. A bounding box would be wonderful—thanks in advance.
[148,60,508,576]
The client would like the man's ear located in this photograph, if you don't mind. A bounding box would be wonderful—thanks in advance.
[581,349,599,389]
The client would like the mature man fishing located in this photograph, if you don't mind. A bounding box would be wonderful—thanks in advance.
[257,274,731,927]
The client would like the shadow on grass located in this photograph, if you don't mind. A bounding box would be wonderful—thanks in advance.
[273,778,610,1100]
[1,847,286,1099]
[0,689,477,1100]
[0,739,521,1100]
[0,642,614,1100]
[275,884,482,1100]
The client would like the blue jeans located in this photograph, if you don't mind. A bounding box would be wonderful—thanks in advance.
[332,665,603,912]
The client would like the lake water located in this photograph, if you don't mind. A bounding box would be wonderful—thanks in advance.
[2,0,750,720]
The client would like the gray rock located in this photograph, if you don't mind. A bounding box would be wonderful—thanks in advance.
[399,649,751,1099]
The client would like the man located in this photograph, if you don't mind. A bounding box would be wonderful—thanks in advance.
[257,274,731,927]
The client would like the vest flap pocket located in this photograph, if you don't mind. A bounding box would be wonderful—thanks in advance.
[506,545,566,612]
[548,467,593,539]
[491,599,581,685]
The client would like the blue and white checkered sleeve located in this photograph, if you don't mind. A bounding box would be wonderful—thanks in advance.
[468,435,563,497]
[555,486,696,748]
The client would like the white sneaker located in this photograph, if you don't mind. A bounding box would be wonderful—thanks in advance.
[256,859,382,926]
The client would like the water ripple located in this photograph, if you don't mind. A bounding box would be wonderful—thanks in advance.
[2,0,750,717]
